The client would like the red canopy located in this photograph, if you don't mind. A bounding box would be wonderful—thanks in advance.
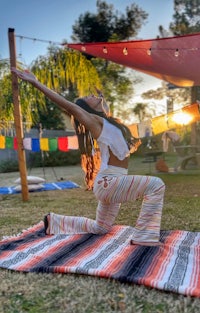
[66,33,200,87]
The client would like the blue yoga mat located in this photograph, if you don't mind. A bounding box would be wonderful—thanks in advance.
[0,181,79,194]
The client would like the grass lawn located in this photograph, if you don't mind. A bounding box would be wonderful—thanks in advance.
[0,154,200,312]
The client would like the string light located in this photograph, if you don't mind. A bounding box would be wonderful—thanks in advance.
[14,33,200,58]
[18,36,23,58]
[174,49,179,57]
[15,34,62,46]
[16,36,28,66]
[147,48,152,56]
[123,47,128,55]
[103,47,108,54]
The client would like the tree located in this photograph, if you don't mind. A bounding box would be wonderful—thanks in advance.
[0,58,10,78]
[29,47,102,129]
[142,83,191,110]
[71,0,148,118]
[169,0,200,35]
[0,60,17,129]
[31,98,66,130]
[72,0,148,42]
[0,48,102,131]
[32,46,102,97]
[132,102,153,123]
[0,59,40,130]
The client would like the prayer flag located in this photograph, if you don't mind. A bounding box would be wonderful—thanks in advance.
[32,138,40,152]
[58,137,68,151]
[40,138,49,151]
[23,138,32,150]
[0,136,5,149]
[182,103,200,123]
[152,115,169,135]
[13,137,18,150]
[48,138,58,151]
[68,135,78,150]
[5,137,14,149]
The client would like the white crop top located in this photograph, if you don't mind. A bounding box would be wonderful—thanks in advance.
[97,119,130,171]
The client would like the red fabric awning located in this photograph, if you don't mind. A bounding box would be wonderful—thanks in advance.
[66,33,200,87]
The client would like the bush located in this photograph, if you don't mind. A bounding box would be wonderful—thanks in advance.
[28,150,81,168]
[0,160,19,173]
[0,151,81,173]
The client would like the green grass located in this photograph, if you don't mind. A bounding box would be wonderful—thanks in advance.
[0,154,200,312]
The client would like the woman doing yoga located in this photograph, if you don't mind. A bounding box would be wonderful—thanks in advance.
[12,68,165,246]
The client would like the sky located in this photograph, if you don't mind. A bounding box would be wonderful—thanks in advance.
[0,0,174,118]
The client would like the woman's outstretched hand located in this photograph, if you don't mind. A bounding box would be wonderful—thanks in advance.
[11,68,37,83]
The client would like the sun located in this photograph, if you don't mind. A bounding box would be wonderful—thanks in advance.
[172,112,193,125]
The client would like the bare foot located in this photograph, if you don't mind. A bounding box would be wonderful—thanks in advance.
[130,240,162,247]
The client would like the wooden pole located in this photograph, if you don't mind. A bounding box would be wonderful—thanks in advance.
[8,28,29,201]
[191,87,197,146]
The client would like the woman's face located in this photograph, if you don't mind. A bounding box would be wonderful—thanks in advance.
[83,95,103,112]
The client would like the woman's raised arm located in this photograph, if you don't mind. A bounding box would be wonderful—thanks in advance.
[11,68,102,138]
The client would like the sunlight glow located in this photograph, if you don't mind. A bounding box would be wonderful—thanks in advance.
[172,112,193,125]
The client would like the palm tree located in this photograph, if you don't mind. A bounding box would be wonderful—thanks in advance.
[132,102,148,122]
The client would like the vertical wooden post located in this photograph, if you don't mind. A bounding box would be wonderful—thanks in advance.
[8,28,29,201]
[191,86,197,146]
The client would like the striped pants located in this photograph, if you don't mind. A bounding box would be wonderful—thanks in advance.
[49,166,165,243]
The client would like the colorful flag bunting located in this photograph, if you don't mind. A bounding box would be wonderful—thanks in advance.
[0,103,199,152]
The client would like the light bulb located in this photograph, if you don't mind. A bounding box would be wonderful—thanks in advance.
[103,47,108,54]
[147,48,152,56]
[174,49,179,57]
[123,47,128,55]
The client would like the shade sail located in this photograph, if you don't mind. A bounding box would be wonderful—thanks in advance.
[66,33,200,87]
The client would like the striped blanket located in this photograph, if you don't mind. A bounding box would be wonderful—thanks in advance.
[0,222,200,298]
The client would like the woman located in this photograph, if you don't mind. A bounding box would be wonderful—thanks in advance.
[12,68,165,246]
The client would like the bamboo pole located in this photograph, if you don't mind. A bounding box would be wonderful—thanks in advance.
[8,28,29,201]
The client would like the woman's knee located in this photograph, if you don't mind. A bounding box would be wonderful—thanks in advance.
[94,224,110,235]
[153,177,165,193]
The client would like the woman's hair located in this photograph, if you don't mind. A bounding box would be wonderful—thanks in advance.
[73,98,141,154]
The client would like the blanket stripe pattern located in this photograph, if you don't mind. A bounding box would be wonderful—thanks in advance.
[0,181,79,194]
[0,222,199,298]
